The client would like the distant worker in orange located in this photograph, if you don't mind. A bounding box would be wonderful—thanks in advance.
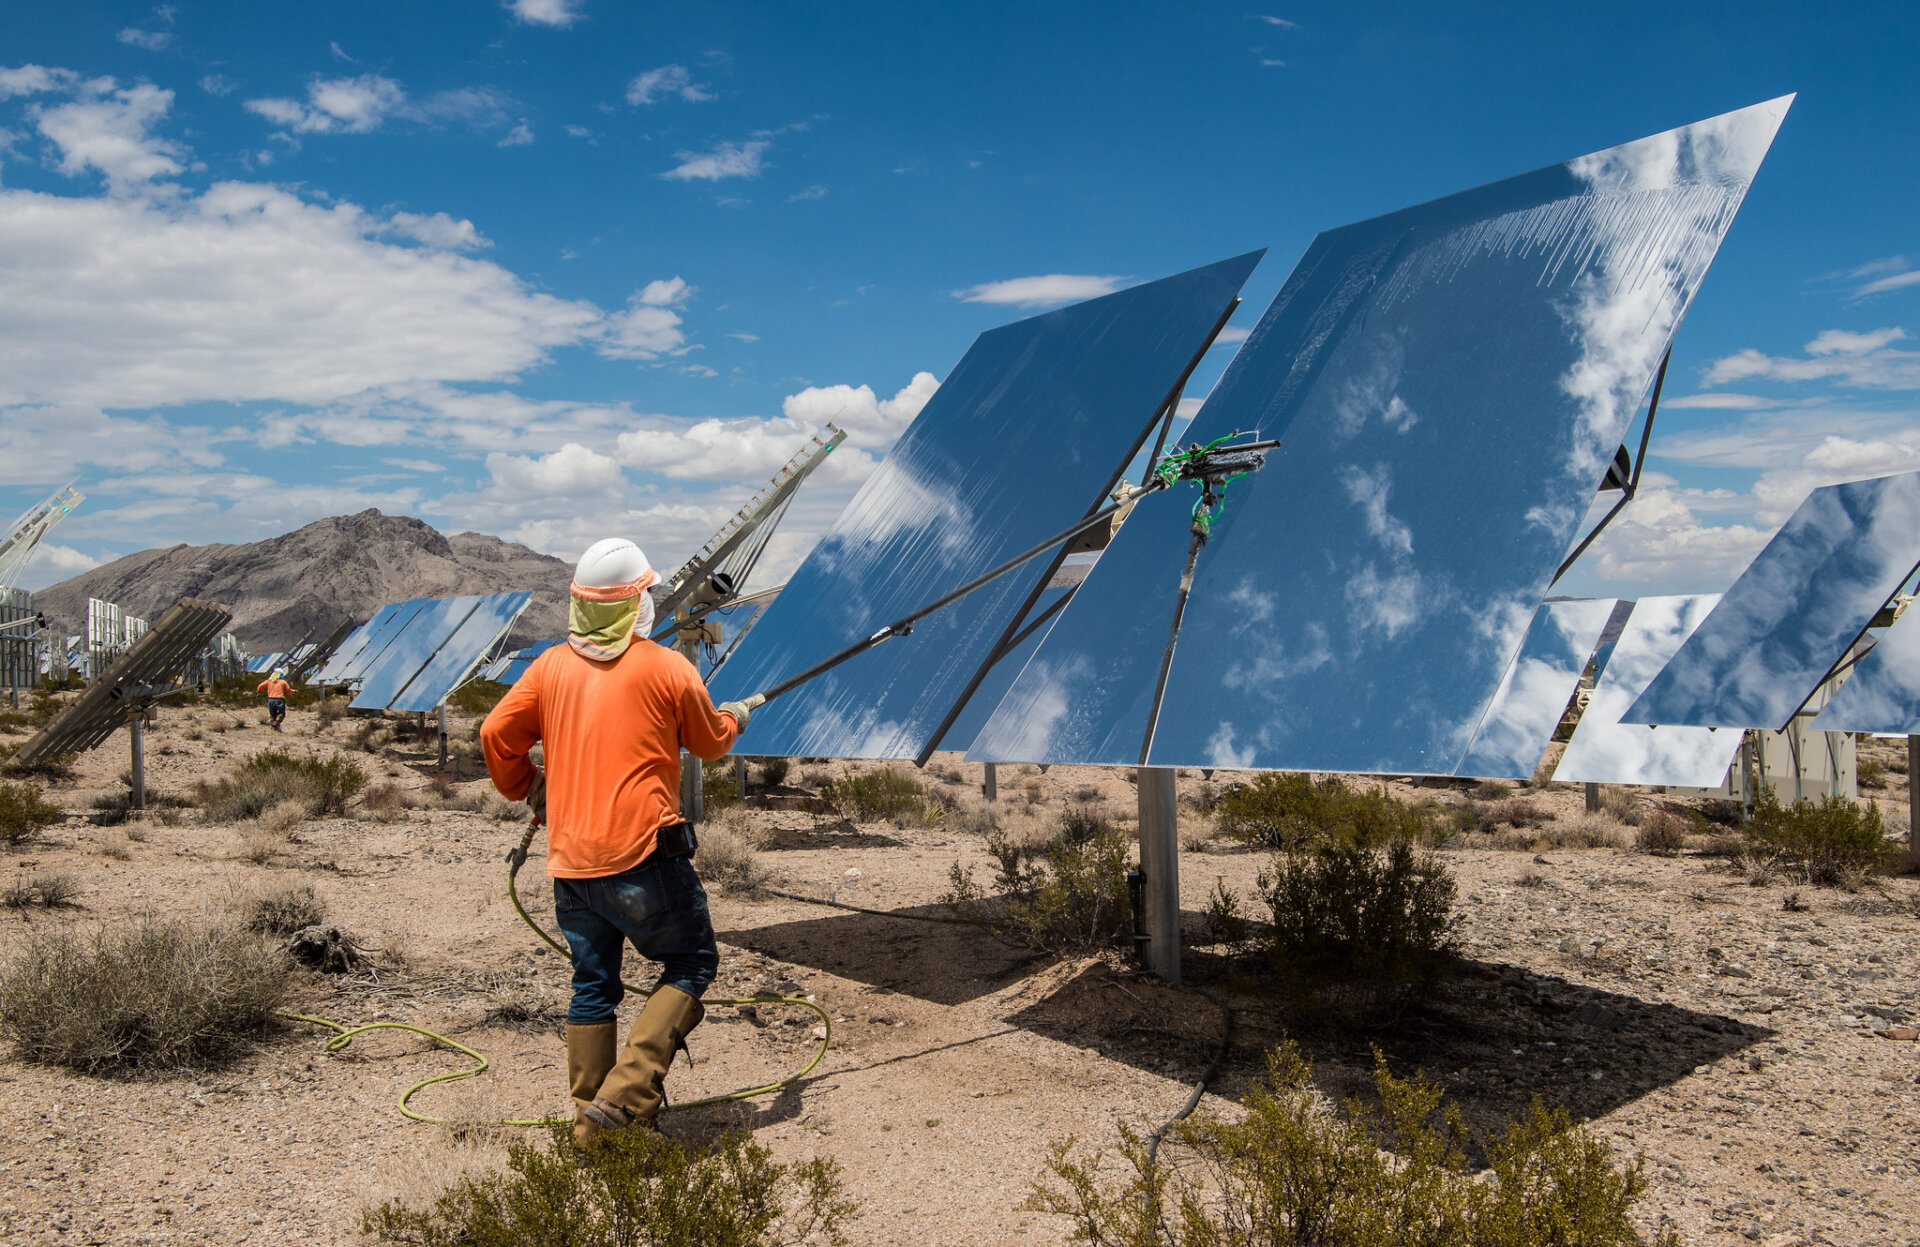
[256,667,292,731]
[480,537,761,1145]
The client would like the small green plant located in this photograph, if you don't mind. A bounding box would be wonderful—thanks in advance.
[1260,838,1458,994]
[821,766,934,823]
[196,747,368,821]
[702,757,742,809]
[1030,1042,1674,1247]
[449,678,509,715]
[1469,779,1512,801]
[757,756,791,788]
[362,1122,856,1247]
[1215,772,1436,849]
[0,917,289,1072]
[0,780,62,845]
[1857,755,1884,788]
[1204,878,1253,958]
[949,819,1134,954]
[1749,787,1893,886]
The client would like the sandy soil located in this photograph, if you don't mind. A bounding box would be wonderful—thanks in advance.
[2,698,1918,1247]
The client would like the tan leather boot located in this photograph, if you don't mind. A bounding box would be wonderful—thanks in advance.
[582,985,703,1133]
[565,1022,617,1149]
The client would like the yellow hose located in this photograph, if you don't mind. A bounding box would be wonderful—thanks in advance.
[279,826,831,1126]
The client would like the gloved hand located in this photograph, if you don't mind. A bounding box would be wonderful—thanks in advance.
[719,692,766,730]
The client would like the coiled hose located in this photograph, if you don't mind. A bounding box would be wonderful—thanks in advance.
[279,820,831,1125]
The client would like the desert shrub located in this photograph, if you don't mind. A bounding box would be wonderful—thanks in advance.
[1469,780,1512,801]
[695,807,768,895]
[239,883,327,936]
[756,756,790,788]
[1634,811,1689,856]
[1475,798,1551,834]
[198,748,368,822]
[1204,879,1253,957]
[450,679,508,716]
[702,758,742,810]
[1030,1042,1673,1247]
[484,792,528,822]
[1857,755,1885,788]
[1216,773,1434,850]
[360,782,411,822]
[1058,805,1113,846]
[821,766,934,823]
[1537,812,1628,850]
[3,873,77,909]
[0,780,63,845]
[315,696,347,730]
[945,796,1000,836]
[0,916,289,1073]
[1749,787,1893,886]
[1597,785,1642,825]
[363,1123,854,1247]
[950,822,1134,953]
[428,771,455,800]
[1260,838,1457,993]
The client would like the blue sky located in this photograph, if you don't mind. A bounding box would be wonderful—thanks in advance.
[2,1,1916,602]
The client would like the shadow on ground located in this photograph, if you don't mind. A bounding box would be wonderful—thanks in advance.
[719,902,1773,1146]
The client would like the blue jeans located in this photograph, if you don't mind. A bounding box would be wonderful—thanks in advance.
[554,854,718,1024]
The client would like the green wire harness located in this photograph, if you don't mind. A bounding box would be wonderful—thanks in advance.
[279,821,831,1126]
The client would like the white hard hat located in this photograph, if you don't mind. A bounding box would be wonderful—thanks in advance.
[573,538,656,596]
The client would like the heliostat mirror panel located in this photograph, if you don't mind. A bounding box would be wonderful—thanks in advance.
[1455,598,1615,779]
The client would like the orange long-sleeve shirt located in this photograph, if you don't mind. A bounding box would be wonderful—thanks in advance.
[256,678,291,699]
[480,640,739,878]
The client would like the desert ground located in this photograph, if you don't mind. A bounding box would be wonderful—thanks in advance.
[2,694,1918,1247]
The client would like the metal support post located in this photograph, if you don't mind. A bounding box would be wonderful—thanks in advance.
[437,701,449,770]
[735,754,748,796]
[1136,766,1181,984]
[1908,735,1919,856]
[1584,782,1600,813]
[982,761,997,802]
[129,714,146,813]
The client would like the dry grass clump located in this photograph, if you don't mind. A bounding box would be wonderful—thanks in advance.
[361,781,412,823]
[315,697,347,730]
[260,798,308,834]
[0,780,62,846]
[693,807,769,895]
[0,916,289,1072]
[1474,798,1552,834]
[1597,785,1642,825]
[197,747,367,822]
[945,795,1000,836]
[1535,812,1629,850]
[483,792,529,822]
[1634,810,1691,856]
[2,873,78,909]
[97,832,134,861]
[756,756,791,787]
[1468,780,1513,801]
[236,882,328,936]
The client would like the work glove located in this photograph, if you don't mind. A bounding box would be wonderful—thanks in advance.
[719,693,766,731]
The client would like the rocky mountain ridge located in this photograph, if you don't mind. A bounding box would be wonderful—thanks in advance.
[34,510,571,652]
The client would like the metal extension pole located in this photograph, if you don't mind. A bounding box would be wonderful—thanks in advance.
[678,635,705,822]
[1908,735,1918,858]
[1136,767,1181,984]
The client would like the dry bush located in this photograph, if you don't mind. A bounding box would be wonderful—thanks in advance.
[1597,786,1642,825]
[1469,780,1513,801]
[197,747,368,822]
[1634,811,1690,856]
[946,795,1000,836]
[483,792,528,822]
[1536,812,1629,850]
[428,771,456,800]
[237,883,328,936]
[1516,868,1550,889]
[1069,784,1103,803]
[1475,798,1551,834]
[755,756,792,787]
[260,798,308,834]
[235,824,285,864]
[359,1138,511,1227]
[1750,789,1894,886]
[0,780,62,846]
[798,766,833,789]
[360,782,412,823]
[97,832,133,861]
[1022,779,1046,805]
[0,916,289,1072]
[1181,812,1221,854]
[1219,772,1438,849]
[316,697,347,730]
[3,873,78,909]
[694,807,768,895]
[1488,827,1539,851]
[821,766,941,826]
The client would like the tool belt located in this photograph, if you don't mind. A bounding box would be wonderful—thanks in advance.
[654,819,698,861]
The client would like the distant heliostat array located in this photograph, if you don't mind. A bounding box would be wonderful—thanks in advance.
[316,592,531,713]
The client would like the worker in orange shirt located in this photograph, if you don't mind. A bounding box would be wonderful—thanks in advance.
[256,668,292,731]
[480,538,761,1145]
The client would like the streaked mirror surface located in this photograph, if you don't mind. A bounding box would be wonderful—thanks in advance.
[313,608,390,683]
[1455,599,1615,779]
[1811,615,1920,733]
[1624,471,1920,729]
[387,592,531,713]
[973,97,1790,770]
[1555,595,1743,786]
[710,252,1262,758]
[351,596,484,710]
[335,599,431,683]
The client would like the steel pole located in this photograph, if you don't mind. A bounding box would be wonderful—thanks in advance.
[1136,766,1181,984]
[129,715,146,813]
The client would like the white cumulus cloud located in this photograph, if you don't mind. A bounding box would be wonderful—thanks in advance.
[34,81,186,190]
[626,64,713,105]
[662,138,768,182]
[505,0,583,27]
[952,274,1129,307]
